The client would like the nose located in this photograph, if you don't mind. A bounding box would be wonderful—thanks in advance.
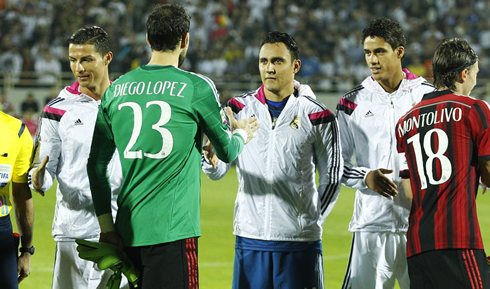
[367,54,378,64]
[76,62,86,73]
[265,62,275,74]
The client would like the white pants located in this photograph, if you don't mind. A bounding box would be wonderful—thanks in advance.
[52,241,129,289]
[342,231,409,289]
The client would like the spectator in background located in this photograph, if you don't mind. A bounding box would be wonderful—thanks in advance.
[0,42,24,84]
[3,0,490,96]
[43,87,58,106]
[21,110,37,138]
[34,48,61,86]
[20,93,39,115]
[0,91,15,115]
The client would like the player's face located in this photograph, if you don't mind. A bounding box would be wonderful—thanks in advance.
[363,36,403,82]
[68,44,109,89]
[259,43,300,99]
[462,61,479,96]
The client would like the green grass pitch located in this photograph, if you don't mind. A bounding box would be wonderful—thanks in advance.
[10,167,490,288]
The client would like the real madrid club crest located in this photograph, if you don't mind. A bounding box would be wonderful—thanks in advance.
[290,116,301,130]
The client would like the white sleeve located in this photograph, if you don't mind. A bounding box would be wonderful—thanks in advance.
[336,105,372,190]
[315,114,343,224]
[201,153,231,181]
[29,115,61,192]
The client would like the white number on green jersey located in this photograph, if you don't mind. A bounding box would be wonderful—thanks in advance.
[118,101,173,159]
[406,128,452,190]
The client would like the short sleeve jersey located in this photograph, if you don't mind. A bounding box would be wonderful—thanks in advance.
[396,90,490,257]
[92,65,243,246]
[0,111,33,217]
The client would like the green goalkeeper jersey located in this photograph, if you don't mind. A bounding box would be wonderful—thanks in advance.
[88,65,245,246]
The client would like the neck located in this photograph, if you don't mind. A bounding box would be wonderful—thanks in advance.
[442,84,464,96]
[264,85,294,102]
[148,50,181,67]
[378,69,404,93]
[80,77,110,101]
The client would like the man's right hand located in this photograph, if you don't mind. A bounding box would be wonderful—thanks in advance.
[225,107,259,144]
[32,156,49,196]
[366,168,398,198]
[100,231,125,255]
[203,140,218,169]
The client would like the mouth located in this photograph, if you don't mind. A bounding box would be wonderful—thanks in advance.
[265,77,276,81]
[370,67,381,74]
[77,75,90,82]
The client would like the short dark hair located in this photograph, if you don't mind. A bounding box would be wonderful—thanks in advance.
[362,17,406,51]
[146,4,191,52]
[432,38,478,91]
[260,31,300,61]
[68,26,111,57]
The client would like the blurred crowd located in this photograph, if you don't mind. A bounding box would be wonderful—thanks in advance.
[1,0,490,91]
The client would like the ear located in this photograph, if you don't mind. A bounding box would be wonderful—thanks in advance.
[146,33,151,47]
[104,51,114,66]
[181,33,189,49]
[458,68,469,83]
[396,46,405,59]
[293,59,301,74]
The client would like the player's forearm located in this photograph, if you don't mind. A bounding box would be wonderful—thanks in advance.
[87,158,113,217]
[12,182,34,248]
[88,121,117,217]
[214,133,245,163]
[402,178,413,203]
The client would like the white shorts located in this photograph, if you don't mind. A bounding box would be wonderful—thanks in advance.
[52,241,129,289]
[342,231,409,289]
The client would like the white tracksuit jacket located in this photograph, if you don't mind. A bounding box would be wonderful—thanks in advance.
[336,70,435,233]
[202,84,343,242]
[29,82,121,242]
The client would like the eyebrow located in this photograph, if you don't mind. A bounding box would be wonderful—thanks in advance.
[69,55,95,60]
[260,56,285,61]
[364,48,387,53]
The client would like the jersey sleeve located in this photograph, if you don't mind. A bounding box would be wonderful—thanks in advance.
[396,117,410,179]
[470,100,490,161]
[312,108,343,223]
[87,104,117,217]
[192,77,245,163]
[201,150,231,180]
[12,124,33,184]
[29,106,63,192]
[336,101,371,190]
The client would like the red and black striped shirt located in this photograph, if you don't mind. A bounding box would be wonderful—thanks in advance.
[396,90,490,257]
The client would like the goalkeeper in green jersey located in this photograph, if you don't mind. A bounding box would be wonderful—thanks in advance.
[87,3,258,288]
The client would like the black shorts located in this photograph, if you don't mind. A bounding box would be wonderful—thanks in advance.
[408,249,490,289]
[0,216,18,289]
[125,237,199,289]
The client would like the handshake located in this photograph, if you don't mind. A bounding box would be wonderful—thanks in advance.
[75,239,139,288]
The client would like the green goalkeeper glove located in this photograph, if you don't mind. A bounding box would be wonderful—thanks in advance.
[75,239,140,287]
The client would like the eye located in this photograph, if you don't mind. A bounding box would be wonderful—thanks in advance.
[274,59,283,64]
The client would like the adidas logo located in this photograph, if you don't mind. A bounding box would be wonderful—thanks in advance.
[365,110,374,117]
[74,119,84,125]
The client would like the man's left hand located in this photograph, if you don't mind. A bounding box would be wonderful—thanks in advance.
[17,253,31,283]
